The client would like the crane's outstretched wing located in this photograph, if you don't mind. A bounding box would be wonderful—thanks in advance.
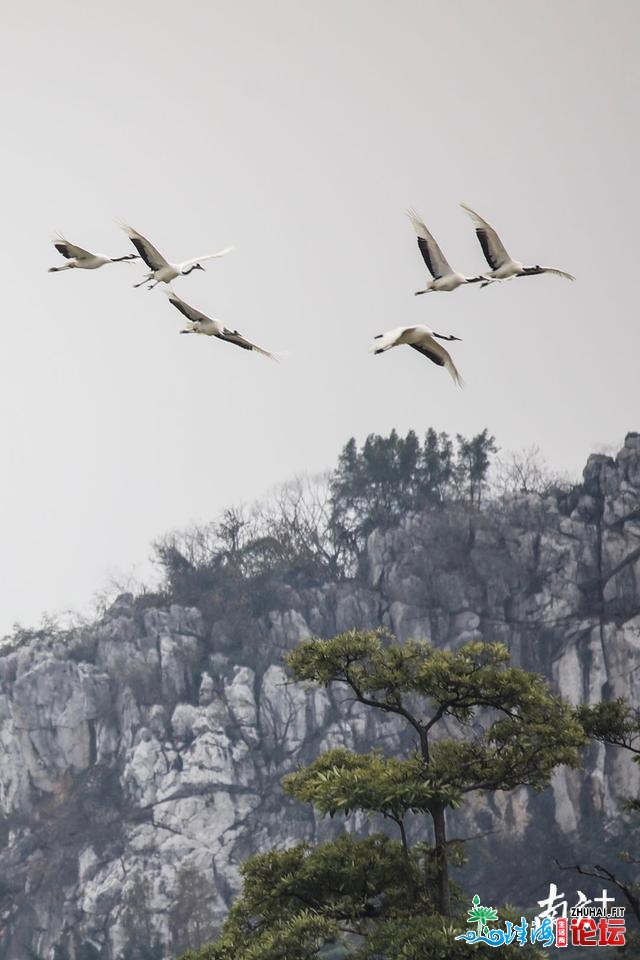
[460,204,511,271]
[54,237,94,261]
[409,341,444,366]
[165,289,211,324]
[538,266,575,281]
[407,211,453,279]
[121,225,169,270]
[218,327,275,359]
[180,246,235,269]
[409,338,463,387]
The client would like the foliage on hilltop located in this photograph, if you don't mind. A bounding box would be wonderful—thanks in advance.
[152,428,500,613]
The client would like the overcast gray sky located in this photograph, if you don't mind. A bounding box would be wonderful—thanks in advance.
[1,0,638,635]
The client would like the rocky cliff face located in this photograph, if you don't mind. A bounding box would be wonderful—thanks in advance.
[1,435,639,959]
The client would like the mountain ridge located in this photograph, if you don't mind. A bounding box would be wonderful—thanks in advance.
[1,434,639,958]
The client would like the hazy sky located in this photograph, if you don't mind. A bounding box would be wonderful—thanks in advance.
[1,1,638,635]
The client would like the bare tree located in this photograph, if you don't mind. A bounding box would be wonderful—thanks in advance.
[256,472,354,579]
[492,445,572,498]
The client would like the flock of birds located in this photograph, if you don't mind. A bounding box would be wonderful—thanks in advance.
[49,224,277,357]
[49,206,574,384]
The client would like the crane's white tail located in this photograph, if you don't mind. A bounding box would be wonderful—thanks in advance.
[370,332,397,355]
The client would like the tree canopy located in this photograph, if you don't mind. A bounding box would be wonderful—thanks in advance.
[330,428,497,551]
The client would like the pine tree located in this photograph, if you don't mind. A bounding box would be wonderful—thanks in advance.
[182,631,585,959]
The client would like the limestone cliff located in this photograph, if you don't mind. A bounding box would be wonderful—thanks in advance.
[1,435,639,959]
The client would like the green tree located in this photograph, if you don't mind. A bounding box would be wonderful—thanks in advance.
[182,631,585,959]
[330,429,420,536]
[418,428,455,503]
[285,631,584,917]
[455,429,498,506]
[181,835,519,959]
[329,428,498,552]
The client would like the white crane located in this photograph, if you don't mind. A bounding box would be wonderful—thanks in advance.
[371,325,463,386]
[165,289,276,359]
[48,237,139,272]
[409,210,486,293]
[122,224,234,289]
[460,204,575,285]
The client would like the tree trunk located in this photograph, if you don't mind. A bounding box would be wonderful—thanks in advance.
[396,817,415,902]
[431,801,451,917]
